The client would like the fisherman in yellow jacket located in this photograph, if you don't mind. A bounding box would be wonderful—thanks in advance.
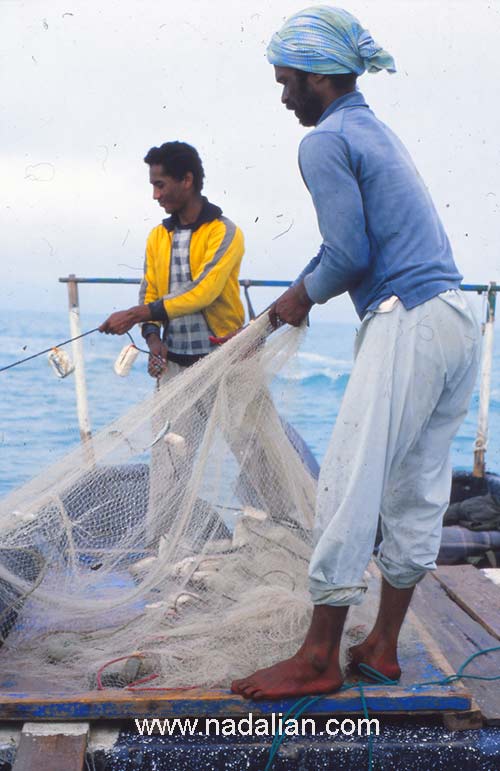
[100,140,245,373]
[101,141,308,543]
[100,141,245,542]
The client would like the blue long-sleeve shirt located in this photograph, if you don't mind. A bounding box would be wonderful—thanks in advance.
[297,91,462,319]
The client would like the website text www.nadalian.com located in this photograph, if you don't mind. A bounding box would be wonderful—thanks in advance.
[135,713,380,738]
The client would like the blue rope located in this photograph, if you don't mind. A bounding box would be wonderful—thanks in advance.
[263,645,500,771]
[264,695,324,771]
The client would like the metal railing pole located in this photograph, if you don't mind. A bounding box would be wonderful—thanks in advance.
[473,281,496,478]
[67,275,92,443]
[58,274,499,474]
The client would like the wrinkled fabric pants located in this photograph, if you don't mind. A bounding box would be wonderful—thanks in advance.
[309,291,480,606]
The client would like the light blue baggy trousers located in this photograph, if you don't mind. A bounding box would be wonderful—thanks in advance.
[309,291,481,606]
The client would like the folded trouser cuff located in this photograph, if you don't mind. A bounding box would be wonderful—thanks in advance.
[374,554,431,590]
[309,577,367,607]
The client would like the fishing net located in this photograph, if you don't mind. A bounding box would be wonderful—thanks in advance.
[0,315,319,690]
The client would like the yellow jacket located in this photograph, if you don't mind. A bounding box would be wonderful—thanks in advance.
[139,201,245,338]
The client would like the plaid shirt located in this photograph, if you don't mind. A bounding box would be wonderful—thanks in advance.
[439,526,500,566]
[166,228,212,356]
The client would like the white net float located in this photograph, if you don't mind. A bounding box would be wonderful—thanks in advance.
[164,431,186,457]
[114,344,139,376]
[47,346,75,378]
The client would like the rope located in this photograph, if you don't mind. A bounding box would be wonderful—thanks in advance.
[0,304,279,375]
[125,332,151,356]
[96,653,145,690]
[0,329,152,374]
[263,645,500,771]
[96,655,203,692]
[0,328,101,373]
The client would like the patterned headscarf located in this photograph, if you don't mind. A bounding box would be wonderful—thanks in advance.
[267,6,396,76]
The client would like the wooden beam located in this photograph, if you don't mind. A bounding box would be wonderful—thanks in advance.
[432,565,500,640]
[13,723,88,771]
[413,574,500,725]
[442,708,483,731]
[0,682,470,722]
[405,601,477,731]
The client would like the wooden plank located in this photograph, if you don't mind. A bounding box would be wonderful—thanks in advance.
[407,604,459,681]
[408,614,481,730]
[13,722,88,771]
[432,565,500,639]
[442,708,483,731]
[0,683,470,722]
[412,573,500,725]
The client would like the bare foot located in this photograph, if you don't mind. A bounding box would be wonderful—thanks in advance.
[231,649,343,700]
[348,636,401,681]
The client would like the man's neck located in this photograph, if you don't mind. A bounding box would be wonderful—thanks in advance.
[177,195,204,226]
[315,88,357,126]
[321,87,356,114]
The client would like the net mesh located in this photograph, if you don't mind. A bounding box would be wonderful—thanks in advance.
[0,316,320,689]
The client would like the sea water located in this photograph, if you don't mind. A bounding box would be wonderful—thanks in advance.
[0,308,497,499]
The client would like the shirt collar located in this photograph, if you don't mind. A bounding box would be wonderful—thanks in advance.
[162,196,223,232]
[316,90,368,125]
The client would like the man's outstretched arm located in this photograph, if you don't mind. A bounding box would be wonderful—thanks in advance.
[100,236,161,336]
[99,303,152,335]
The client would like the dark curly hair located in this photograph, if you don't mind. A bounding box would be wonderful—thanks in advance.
[144,141,205,193]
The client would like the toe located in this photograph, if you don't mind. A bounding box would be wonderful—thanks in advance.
[231,677,251,694]
[250,689,266,700]
[241,684,260,699]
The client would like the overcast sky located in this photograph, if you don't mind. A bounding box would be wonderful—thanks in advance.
[1,0,499,323]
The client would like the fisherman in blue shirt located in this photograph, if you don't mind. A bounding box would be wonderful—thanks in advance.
[232,6,480,700]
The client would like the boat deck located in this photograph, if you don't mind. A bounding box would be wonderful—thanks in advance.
[0,564,499,770]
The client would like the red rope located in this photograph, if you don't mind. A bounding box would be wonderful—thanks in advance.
[96,653,145,690]
[125,673,159,688]
[96,654,203,692]
[126,684,201,692]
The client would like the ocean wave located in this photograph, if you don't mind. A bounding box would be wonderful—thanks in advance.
[277,371,349,387]
[296,351,352,368]
[278,350,352,386]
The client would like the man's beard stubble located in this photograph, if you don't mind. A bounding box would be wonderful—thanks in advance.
[294,73,324,126]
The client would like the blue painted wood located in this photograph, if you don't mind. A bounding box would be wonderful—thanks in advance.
[0,683,471,721]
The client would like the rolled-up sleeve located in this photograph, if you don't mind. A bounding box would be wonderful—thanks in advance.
[298,131,370,304]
